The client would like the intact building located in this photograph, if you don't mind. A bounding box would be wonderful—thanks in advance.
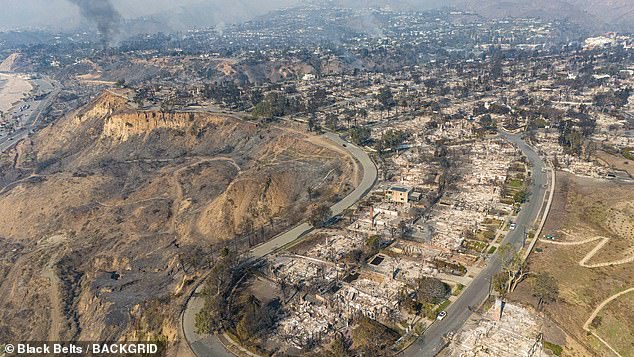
[386,185,413,203]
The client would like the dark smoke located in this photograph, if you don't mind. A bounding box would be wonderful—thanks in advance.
[68,0,122,46]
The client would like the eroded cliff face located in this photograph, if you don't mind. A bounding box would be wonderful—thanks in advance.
[101,112,226,142]
[0,91,355,352]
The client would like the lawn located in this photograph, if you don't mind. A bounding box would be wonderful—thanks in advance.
[506,178,524,189]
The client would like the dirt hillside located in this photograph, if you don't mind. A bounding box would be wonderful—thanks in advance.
[0,91,355,347]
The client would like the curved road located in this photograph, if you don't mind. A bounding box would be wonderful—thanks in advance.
[181,131,378,357]
[402,131,549,356]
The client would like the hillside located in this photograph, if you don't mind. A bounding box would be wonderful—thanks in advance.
[0,92,355,346]
[453,0,634,32]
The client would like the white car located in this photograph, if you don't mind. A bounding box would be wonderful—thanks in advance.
[509,223,517,231]
[437,311,447,320]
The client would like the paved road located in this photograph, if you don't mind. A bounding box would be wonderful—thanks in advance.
[250,132,377,258]
[0,77,58,154]
[182,131,378,357]
[402,131,549,356]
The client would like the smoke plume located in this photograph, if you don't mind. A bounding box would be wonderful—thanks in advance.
[68,0,122,46]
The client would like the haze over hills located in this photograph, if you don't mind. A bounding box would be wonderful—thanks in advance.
[331,0,634,32]
[1,0,633,36]
[148,0,634,33]
[453,0,634,32]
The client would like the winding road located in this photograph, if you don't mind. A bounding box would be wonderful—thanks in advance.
[402,131,550,356]
[182,131,548,357]
[181,131,378,357]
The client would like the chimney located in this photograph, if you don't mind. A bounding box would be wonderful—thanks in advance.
[494,297,504,321]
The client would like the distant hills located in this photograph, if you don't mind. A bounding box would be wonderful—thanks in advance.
[452,0,634,32]
[3,0,631,41]
[125,0,299,32]
[328,0,634,32]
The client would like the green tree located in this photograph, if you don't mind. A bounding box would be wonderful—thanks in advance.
[497,244,529,294]
[479,114,496,130]
[531,272,559,310]
[365,235,382,255]
[376,86,396,116]
[490,59,504,81]
[492,271,508,296]
[514,190,528,204]
[352,316,399,355]
[349,126,371,145]
[325,113,339,130]
[309,204,332,228]
[252,100,273,118]
[308,112,317,132]
[195,291,227,334]
[194,250,239,334]
[416,276,449,304]
[381,129,408,152]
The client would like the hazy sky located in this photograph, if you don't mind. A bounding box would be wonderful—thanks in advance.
[0,0,300,31]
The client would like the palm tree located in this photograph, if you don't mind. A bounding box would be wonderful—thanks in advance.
[358,108,368,127]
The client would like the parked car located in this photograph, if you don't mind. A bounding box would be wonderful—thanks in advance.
[437,310,447,320]
[509,223,517,230]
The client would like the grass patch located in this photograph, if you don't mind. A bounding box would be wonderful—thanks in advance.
[482,217,503,226]
[544,341,563,356]
[622,148,634,161]
[414,321,427,334]
[463,239,488,252]
[423,299,452,320]
[476,229,496,241]
[435,300,451,315]
[507,178,524,189]
[488,246,497,254]
[594,306,634,357]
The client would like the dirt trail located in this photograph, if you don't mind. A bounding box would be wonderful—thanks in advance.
[168,157,242,237]
[539,236,634,268]
[582,287,634,357]
[540,234,634,355]
[0,174,42,195]
[43,265,62,341]
[37,240,64,342]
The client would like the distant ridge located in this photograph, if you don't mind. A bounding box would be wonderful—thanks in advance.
[451,0,633,32]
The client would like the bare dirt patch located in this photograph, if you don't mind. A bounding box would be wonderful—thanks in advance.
[596,150,633,178]
[512,172,634,357]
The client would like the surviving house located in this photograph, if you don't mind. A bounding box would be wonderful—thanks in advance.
[386,185,413,203]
